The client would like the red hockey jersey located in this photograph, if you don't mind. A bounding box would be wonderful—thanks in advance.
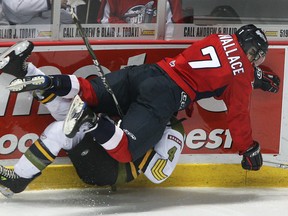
[97,0,183,24]
[157,34,255,152]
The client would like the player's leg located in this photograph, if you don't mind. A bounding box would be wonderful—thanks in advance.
[63,64,187,162]
[0,41,79,101]
[63,93,176,164]
[0,40,81,120]
[26,64,80,120]
[138,116,186,184]
[62,66,135,138]
[0,121,84,197]
[63,95,133,162]
[111,65,186,161]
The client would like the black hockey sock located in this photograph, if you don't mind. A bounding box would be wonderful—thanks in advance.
[89,116,116,144]
[89,116,132,162]
[45,74,72,97]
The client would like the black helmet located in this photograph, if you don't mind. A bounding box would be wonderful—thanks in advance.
[235,24,268,66]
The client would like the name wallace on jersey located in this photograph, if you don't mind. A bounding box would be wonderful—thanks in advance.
[219,34,245,76]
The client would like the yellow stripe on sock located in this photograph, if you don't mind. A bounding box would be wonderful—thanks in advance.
[34,140,54,162]
[138,149,153,170]
[151,159,168,181]
[41,93,56,104]
[129,162,138,179]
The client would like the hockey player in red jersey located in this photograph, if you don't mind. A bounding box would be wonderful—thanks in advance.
[0,24,280,197]
[157,27,266,158]
[97,0,183,24]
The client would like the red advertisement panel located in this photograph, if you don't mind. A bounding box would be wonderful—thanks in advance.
[0,44,284,160]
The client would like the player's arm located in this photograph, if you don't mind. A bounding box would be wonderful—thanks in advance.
[143,128,184,184]
[221,77,263,170]
[131,119,185,184]
[167,0,183,23]
[2,0,50,24]
[97,0,125,23]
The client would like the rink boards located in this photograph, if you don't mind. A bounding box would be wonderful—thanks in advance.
[0,41,287,189]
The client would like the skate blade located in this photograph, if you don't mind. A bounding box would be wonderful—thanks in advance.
[0,57,9,70]
[7,76,46,92]
[63,95,85,137]
[0,185,14,198]
[0,40,30,58]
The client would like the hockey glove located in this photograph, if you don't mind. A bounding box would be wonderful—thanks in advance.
[254,67,280,93]
[241,141,263,171]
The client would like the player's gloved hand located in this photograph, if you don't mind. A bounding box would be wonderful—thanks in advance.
[253,67,280,93]
[240,141,263,171]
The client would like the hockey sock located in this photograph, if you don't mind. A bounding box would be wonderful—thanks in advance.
[47,74,73,96]
[77,77,98,106]
[34,74,80,103]
[33,90,57,104]
[41,74,80,99]
[26,63,58,103]
[14,139,56,178]
[26,63,71,95]
[90,116,132,163]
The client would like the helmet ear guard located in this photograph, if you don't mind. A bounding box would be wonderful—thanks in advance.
[235,24,268,65]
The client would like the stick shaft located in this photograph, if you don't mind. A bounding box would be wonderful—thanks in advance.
[70,9,124,118]
[263,160,288,169]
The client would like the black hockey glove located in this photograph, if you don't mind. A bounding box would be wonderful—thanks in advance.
[241,141,263,171]
[254,67,280,93]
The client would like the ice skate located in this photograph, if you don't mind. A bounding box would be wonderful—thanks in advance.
[7,75,53,92]
[64,95,98,138]
[0,165,33,198]
[0,40,34,78]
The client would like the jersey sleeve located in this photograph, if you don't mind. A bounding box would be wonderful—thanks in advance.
[220,76,254,153]
[97,0,126,23]
[2,0,48,23]
[141,127,184,184]
[167,0,183,23]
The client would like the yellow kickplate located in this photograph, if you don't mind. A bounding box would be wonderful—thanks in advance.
[21,164,288,191]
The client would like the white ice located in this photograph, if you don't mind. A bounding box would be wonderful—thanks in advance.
[1,187,288,216]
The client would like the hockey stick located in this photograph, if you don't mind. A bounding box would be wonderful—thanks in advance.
[68,7,124,118]
[263,160,288,169]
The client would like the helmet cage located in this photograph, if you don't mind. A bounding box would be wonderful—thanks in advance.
[253,49,266,66]
[248,47,266,66]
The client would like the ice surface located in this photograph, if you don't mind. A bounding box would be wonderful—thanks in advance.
[1,187,288,216]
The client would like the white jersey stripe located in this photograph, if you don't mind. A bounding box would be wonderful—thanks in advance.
[101,125,124,150]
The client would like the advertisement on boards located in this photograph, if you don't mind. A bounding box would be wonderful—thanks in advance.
[0,44,284,161]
